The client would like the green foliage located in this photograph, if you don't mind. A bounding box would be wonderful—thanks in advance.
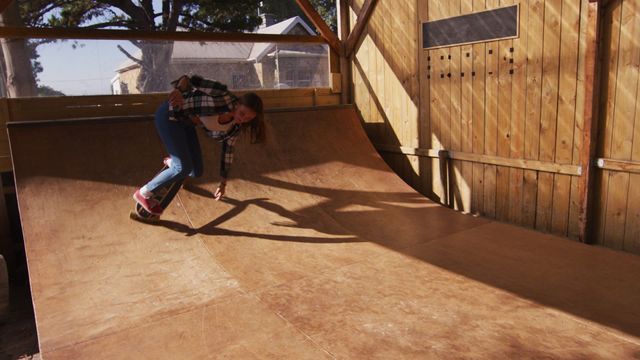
[37,84,65,96]
[183,1,262,32]
[18,0,264,32]
[17,0,336,32]
[261,0,336,32]
[26,41,43,82]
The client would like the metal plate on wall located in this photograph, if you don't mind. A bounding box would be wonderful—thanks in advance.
[423,5,519,49]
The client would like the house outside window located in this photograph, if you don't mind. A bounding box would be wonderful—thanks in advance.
[232,74,247,89]
[297,70,312,87]
[282,70,296,88]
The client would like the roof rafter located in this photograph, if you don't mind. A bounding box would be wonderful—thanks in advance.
[293,0,342,54]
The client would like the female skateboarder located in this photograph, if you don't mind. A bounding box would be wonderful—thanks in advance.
[133,74,265,216]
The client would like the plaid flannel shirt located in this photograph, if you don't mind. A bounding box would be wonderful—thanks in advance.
[169,75,240,179]
[207,125,241,180]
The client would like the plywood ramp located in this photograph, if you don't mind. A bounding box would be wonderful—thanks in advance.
[9,107,640,358]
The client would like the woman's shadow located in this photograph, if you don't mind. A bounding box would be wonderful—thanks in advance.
[143,182,359,244]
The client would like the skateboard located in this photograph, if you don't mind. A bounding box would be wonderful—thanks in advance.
[130,164,184,222]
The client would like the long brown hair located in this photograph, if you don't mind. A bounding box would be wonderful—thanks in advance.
[239,92,265,144]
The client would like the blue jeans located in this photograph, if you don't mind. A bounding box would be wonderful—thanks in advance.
[144,101,203,193]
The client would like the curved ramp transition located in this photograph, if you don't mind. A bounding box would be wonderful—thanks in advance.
[9,106,640,358]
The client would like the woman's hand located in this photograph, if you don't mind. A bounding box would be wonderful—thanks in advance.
[218,112,234,124]
[214,181,226,201]
[189,115,201,125]
[177,75,190,91]
[168,89,184,109]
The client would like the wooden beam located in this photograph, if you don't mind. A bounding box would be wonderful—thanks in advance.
[375,145,583,176]
[596,158,640,175]
[0,0,11,15]
[447,151,582,176]
[293,0,342,54]
[0,26,325,44]
[345,0,378,58]
[578,1,602,244]
[376,144,442,158]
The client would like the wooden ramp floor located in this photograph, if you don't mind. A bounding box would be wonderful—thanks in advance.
[8,107,640,359]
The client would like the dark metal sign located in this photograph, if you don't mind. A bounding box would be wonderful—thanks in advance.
[423,5,519,49]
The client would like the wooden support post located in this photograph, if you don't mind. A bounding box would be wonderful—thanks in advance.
[337,0,351,104]
[599,0,615,9]
[293,0,342,54]
[0,0,11,15]
[329,46,341,93]
[578,0,602,243]
[441,150,453,208]
[0,254,8,320]
[0,175,12,283]
[0,98,12,278]
[344,0,379,58]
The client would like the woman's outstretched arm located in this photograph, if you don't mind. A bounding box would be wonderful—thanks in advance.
[215,135,238,200]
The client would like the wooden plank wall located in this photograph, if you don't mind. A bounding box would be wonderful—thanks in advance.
[352,0,593,241]
[350,0,422,193]
[424,0,588,238]
[594,0,640,254]
[0,88,341,172]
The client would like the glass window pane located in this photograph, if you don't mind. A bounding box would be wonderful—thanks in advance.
[1,38,329,97]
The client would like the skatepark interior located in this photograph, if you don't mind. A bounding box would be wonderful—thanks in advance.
[1,0,640,359]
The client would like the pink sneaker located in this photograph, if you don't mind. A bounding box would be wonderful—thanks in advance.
[163,156,172,168]
[133,189,163,215]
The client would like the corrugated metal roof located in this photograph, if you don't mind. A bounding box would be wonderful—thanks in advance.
[172,41,253,60]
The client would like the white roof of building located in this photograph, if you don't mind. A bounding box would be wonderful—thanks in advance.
[249,16,316,61]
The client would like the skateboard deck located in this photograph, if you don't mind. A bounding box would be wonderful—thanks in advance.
[130,164,184,222]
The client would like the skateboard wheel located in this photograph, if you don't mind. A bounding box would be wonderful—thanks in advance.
[130,211,159,223]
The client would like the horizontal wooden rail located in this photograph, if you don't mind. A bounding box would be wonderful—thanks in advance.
[3,88,340,123]
[596,158,640,174]
[376,144,442,158]
[448,151,582,176]
[0,26,326,44]
[376,145,583,176]
[6,104,353,127]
